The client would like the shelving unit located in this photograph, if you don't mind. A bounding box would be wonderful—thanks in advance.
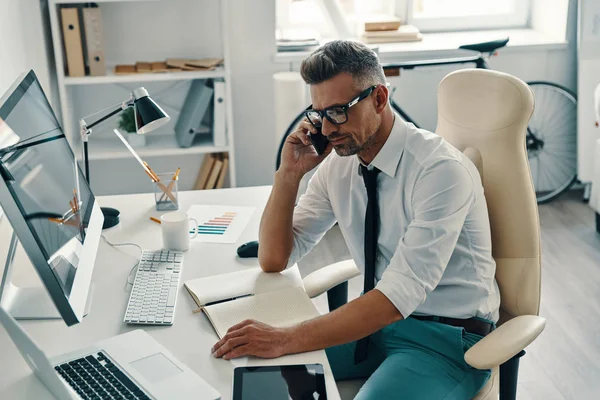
[47,0,236,195]
[87,134,229,161]
[63,66,227,86]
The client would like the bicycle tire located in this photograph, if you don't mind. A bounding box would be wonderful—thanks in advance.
[276,111,306,171]
[526,81,578,204]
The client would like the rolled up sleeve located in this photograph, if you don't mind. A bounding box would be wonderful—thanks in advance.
[287,158,337,268]
[375,159,475,318]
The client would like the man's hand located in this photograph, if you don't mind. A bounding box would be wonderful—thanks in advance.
[279,120,332,180]
[211,319,291,360]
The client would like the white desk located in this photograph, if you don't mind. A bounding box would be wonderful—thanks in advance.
[0,186,340,400]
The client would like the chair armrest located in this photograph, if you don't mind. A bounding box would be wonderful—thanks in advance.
[302,260,360,298]
[464,315,546,369]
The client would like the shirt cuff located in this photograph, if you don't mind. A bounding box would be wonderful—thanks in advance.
[375,269,427,319]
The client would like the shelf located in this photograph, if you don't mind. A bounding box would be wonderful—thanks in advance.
[53,0,159,4]
[86,134,229,161]
[64,66,226,86]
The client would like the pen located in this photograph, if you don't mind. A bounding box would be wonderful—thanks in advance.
[159,167,181,202]
[150,217,161,224]
[204,294,254,307]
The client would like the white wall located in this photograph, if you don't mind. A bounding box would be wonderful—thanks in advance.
[0,0,579,189]
[228,0,578,187]
[0,0,53,104]
[227,0,280,187]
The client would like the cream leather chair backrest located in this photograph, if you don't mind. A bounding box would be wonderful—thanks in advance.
[436,69,540,325]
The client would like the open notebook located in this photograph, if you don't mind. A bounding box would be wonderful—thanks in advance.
[184,266,319,338]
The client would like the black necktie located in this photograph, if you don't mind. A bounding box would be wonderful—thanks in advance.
[354,165,381,364]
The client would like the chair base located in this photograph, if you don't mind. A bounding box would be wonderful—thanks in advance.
[499,350,525,400]
[327,281,348,312]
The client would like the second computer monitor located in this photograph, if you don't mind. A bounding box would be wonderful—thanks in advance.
[0,70,104,326]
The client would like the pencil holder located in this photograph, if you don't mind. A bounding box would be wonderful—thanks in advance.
[154,172,179,211]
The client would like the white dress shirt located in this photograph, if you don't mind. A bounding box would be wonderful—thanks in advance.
[288,116,500,322]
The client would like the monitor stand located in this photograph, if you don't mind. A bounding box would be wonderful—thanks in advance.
[0,232,93,320]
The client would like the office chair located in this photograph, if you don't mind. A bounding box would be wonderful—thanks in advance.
[301,68,546,400]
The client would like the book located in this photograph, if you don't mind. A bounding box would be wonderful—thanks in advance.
[167,58,207,71]
[361,24,420,38]
[114,65,136,75]
[215,153,229,189]
[184,265,304,307]
[363,14,402,32]
[60,7,85,77]
[184,266,315,339]
[204,287,318,339]
[360,25,423,44]
[276,27,320,52]
[194,153,216,190]
[135,62,152,73]
[205,153,223,189]
[185,58,224,70]
[82,6,106,76]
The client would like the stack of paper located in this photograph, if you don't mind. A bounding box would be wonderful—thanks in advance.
[360,24,423,43]
[276,28,320,52]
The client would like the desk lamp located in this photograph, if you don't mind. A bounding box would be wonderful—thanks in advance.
[79,87,170,229]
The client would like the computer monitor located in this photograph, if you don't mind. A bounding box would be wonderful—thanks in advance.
[0,70,104,326]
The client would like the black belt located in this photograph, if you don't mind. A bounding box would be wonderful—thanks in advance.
[410,315,494,337]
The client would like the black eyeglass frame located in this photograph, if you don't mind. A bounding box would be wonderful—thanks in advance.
[304,85,378,128]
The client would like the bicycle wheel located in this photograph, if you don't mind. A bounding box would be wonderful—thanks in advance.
[526,81,577,204]
[276,111,306,171]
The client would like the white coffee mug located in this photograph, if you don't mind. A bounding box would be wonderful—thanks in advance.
[160,211,198,251]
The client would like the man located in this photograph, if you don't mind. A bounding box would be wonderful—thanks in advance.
[212,40,500,399]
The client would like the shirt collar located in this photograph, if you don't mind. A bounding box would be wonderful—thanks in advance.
[357,115,407,178]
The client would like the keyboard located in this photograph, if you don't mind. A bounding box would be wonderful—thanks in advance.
[124,249,184,325]
[55,352,148,400]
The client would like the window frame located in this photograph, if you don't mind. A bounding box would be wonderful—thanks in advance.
[400,0,531,33]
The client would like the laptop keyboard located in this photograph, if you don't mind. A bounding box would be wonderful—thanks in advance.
[55,352,149,400]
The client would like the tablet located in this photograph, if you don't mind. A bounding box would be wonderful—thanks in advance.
[232,364,327,400]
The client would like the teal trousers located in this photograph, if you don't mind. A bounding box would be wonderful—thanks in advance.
[326,317,491,400]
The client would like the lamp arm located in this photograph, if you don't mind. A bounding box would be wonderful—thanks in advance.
[79,98,133,132]
[85,107,124,131]
[79,98,134,184]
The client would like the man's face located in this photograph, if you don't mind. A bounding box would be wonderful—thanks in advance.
[309,73,380,157]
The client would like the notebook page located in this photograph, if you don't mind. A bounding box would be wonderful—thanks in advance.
[204,286,319,338]
[184,265,304,306]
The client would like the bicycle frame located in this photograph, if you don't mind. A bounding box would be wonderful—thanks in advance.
[382,52,491,129]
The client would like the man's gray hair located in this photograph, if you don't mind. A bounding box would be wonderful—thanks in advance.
[300,40,386,89]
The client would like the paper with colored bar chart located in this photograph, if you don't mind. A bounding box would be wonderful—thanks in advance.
[186,205,256,243]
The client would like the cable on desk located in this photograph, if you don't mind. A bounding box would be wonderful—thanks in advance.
[101,235,143,289]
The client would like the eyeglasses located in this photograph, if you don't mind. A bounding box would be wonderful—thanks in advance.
[304,85,378,128]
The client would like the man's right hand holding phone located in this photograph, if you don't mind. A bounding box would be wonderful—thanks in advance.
[278,120,332,183]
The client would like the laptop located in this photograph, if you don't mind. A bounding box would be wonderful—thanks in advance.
[0,306,220,400]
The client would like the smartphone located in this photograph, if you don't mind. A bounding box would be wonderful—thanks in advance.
[309,126,329,155]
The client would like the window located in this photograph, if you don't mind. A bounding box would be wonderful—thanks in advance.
[407,0,530,32]
[276,0,531,39]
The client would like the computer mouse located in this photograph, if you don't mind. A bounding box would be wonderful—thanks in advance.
[101,207,120,230]
[237,241,259,258]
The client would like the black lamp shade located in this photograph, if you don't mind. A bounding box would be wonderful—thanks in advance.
[133,88,170,134]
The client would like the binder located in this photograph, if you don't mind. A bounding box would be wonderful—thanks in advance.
[212,79,227,147]
[215,153,229,189]
[175,80,214,148]
[205,153,223,190]
[82,7,106,76]
[194,153,216,190]
[60,7,85,77]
